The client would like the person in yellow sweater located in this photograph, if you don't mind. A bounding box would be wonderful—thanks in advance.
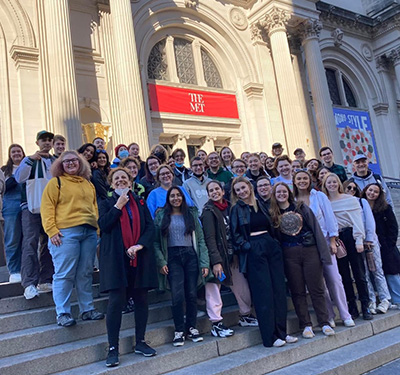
[41,150,104,327]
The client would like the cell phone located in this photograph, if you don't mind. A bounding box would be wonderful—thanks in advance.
[218,272,226,282]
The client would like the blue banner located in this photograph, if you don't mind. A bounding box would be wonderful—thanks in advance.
[333,108,381,174]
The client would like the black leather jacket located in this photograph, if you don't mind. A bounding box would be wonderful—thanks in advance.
[230,199,275,273]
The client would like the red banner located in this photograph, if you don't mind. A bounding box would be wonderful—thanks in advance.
[148,84,239,119]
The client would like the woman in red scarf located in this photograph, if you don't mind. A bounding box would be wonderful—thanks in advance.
[201,181,258,338]
[98,168,158,367]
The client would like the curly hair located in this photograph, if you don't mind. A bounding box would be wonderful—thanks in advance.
[51,151,91,180]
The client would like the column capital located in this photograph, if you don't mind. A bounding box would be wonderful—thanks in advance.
[260,7,290,36]
[376,55,390,72]
[389,48,400,67]
[299,18,322,42]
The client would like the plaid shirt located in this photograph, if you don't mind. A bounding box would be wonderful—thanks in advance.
[327,163,348,183]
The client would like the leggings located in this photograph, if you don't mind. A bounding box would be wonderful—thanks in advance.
[106,286,149,348]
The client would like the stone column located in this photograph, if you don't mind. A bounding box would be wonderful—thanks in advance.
[173,134,190,166]
[260,7,307,154]
[201,136,216,154]
[109,0,149,151]
[389,48,400,98]
[300,19,342,160]
[43,0,82,148]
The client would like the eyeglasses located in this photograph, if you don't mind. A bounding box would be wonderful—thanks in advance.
[192,164,203,168]
[232,165,246,170]
[96,149,107,154]
[346,186,357,191]
[159,172,172,177]
[257,183,271,188]
[62,158,79,165]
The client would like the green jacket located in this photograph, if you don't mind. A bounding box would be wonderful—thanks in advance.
[153,207,211,291]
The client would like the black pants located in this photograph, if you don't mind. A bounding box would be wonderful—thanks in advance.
[167,246,199,333]
[247,233,287,347]
[337,227,369,308]
[106,267,149,349]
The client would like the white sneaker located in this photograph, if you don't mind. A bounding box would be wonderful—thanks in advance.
[37,283,53,293]
[9,273,21,283]
[24,285,39,300]
[328,318,336,328]
[390,303,399,310]
[377,299,391,314]
[273,338,286,347]
[369,302,377,315]
[322,325,335,336]
[302,326,315,339]
[343,318,355,327]
[285,335,298,344]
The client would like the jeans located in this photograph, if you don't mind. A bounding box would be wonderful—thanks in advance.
[21,209,54,288]
[49,225,97,316]
[167,246,199,333]
[386,274,400,304]
[365,245,391,303]
[3,199,22,274]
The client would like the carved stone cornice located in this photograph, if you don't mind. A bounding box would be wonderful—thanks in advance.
[184,0,197,9]
[250,23,268,44]
[299,19,322,41]
[389,48,400,66]
[373,103,389,115]
[243,82,263,99]
[10,45,39,70]
[260,7,290,36]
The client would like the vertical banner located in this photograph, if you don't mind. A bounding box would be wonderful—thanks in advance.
[333,108,381,174]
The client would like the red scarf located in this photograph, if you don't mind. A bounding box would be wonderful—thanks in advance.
[213,199,228,211]
[119,192,141,267]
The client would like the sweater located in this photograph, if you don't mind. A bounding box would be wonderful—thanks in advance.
[330,195,365,245]
[207,167,233,185]
[41,174,98,238]
[183,175,212,213]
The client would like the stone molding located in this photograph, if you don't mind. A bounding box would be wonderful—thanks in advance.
[376,55,390,72]
[184,0,197,9]
[260,7,290,36]
[243,82,263,99]
[10,45,39,70]
[230,8,248,31]
[389,48,400,66]
[373,103,389,115]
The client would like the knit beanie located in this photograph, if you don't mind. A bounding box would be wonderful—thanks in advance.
[115,144,128,157]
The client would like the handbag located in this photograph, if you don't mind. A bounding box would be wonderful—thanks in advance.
[335,239,347,259]
[26,159,49,214]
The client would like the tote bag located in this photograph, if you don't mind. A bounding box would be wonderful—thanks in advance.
[26,159,49,214]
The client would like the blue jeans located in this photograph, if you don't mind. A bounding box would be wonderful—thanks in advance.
[49,226,97,316]
[167,246,199,332]
[386,274,400,304]
[3,199,22,274]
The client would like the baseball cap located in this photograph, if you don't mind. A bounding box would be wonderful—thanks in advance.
[36,130,54,141]
[353,154,368,162]
[272,142,283,149]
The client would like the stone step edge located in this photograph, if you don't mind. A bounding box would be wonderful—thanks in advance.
[163,314,400,375]
[52,312,398,375]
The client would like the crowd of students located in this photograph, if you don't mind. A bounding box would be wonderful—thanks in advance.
[1,132,400,368]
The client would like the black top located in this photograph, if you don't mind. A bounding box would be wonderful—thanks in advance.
[249,203,270,232]
[280,203,311,244]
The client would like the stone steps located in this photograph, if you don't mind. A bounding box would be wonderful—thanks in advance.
[162,311,400,375]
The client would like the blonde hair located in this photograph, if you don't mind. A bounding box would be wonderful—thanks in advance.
[51,151,91,180]
[230,176,258,212]
[321,173,344,196]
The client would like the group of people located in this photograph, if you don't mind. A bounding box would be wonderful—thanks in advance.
[1,133,400,368]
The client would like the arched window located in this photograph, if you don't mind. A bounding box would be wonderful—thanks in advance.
[325,68,358,108]
[147,37,223,88]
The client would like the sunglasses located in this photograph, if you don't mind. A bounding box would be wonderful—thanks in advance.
[96,149,107,154]
[346,186,357,191]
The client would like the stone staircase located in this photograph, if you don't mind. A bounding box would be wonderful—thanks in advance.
[1,275,400,375]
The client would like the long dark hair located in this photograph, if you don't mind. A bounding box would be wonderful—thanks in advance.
[144,155,161,182]
[1,144,25,177]
[292,170,312,198]
[95,150,111,174]
[161,186,195,237]
[77,143,97,164]
[361,183,388,213]
[269,182,296,228]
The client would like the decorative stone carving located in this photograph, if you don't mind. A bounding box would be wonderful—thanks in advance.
[299,19,322,41]
[389,48,400,66]
[361,43,373,62]
[184,0,197,9]
[331,28,343,47]
[230,8,248,30]
[250,23,265,42]
[376,55,390,72]
[260,7,290,36]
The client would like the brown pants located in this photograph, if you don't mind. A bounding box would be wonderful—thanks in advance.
[283,244,329,328]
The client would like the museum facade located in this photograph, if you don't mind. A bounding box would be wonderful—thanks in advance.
[1,0,400,176]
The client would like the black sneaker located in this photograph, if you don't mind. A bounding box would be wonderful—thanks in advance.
[173,331,185,347]
[187,327,203,342]
[348,302,359,320]
[106,347,119,367]
[362,308,374,320]
[238,314,258,327]
[81,309,105,321]
[122,298,135,314]
[211,322,234,338]
[57,313,76,327]
[135,341,157,357]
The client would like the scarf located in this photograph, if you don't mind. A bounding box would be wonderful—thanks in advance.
[213,199,228,211]
[119,191,141,267]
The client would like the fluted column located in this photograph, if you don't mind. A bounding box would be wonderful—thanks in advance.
[98,5,122,147]
[300,19,342,160]
[389,48,400,96]
[43,0,82,148]
[260,8,306,154]
[109,0,149,151]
